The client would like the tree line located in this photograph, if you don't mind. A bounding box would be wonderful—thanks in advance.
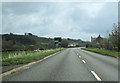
[102,23,120,51]
[88,23,120,52]
[2,33,85,51]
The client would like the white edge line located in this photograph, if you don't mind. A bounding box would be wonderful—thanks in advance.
[91,71,102,81]
[82,60,86,63]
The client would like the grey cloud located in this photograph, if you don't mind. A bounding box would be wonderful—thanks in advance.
[2,2,118,41]
[2,2,50,15]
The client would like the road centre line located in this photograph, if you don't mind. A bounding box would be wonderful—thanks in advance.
[82,60,86,63]
[79,55,81,58]
[91,71,102,81]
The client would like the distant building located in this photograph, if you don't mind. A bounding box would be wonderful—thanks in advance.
[95,35,103,43]
[91,35,103,48]
[91,36,96,42]
[68,43,78,47]
[91,35,103,43]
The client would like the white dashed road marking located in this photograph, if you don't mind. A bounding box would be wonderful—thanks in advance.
[77,53,101,81]
[79,56,81,58]
[91,71,102,81]
[82,60,86,63]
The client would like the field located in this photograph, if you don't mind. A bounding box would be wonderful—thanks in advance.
[82,48,120,58]
[2,48,65,66]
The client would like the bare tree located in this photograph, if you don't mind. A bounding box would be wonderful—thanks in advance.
[61,39,68,48]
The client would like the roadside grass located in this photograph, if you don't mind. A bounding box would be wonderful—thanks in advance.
[40,43,49,45]
[81,48,120,58]
[2,48,65,66]
[11,71,16,74]
[2,51,34,59]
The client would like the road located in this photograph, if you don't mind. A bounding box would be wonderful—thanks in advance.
[3,48,119,81]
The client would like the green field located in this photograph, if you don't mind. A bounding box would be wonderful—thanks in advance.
[2,48,65,66]
[82,48,120,58]
[40,43,49,45]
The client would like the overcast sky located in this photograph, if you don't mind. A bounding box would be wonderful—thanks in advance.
[2,2,118,41]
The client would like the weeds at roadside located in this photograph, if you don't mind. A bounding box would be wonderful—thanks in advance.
[2,48,65,66]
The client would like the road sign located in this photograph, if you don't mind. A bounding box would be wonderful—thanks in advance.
[54,37,62,47]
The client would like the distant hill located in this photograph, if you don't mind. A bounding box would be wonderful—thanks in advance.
[2,33,54,51]
[2,33,86,51]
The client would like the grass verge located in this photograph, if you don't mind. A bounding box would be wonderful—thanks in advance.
[2,48,65,66]
[81,48,120,58]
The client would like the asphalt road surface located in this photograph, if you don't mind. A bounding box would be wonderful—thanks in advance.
[3,48,119,81]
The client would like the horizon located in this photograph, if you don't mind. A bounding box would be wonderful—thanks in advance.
[1,32,86,41]
[2,32,104,42]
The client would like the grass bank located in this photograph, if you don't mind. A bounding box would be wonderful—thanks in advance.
[2,48,65,66]
[81,48,120,58]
